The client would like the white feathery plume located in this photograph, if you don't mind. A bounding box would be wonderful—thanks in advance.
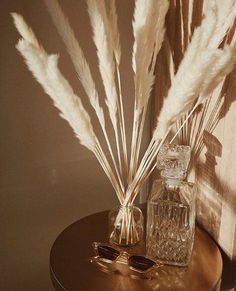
[129,0,155,182]
[172,1,236,145]
[16,39,48,89]
[87,0,123,175]
[201,45,236,98]
[132,0,169,81]
[208,0,236,48]
[11,13,48,69]
[178,5,216,74]
[125,1,236,205]
[44,0,125,192]
[132,0,150,35]
[12,13,124,201]
[171,1,236,145]
[129,0,169,182]
[154,5,218,139]
[44,0,105,130]
[46,55,98,151]
[108,0,128,174]
[87,0,116,124]
[45,55,124,199]
[132,0,152,73]
[11,13,40,48]
[150,0,169,72]
[12,1,236,213]
[154,50,222,140]
[17,41,97,152]
[134,0,169,109]
[12,12,97,151]
[108,0,121,65]
[198,2,217,50]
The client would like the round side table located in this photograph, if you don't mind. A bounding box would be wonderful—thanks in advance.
[50,210,222,291]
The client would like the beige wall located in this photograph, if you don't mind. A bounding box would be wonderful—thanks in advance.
[0,1,150,290]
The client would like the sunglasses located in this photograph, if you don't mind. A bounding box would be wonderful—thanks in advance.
[91,242,161,275]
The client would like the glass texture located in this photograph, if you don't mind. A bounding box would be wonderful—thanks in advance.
[156,144,191,180]
[146,144,196,267]
[108,205,144,247]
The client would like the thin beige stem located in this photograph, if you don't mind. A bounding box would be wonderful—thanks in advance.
[130,144,162,206]
[94,148,122,203]
[133,161,157,200]
[101,126,124,192]
[125,130,169,206]
[116,64,128,173]
[189,107,200,147]
[128,108,140,183]
[114,125,123,180]
[136,133,167,186]
[130,133,157,184]
[95,141,124,203]
[170,102,200,143]
[126,143,161,205]
[186,112,192,145]
[132,105,148,178]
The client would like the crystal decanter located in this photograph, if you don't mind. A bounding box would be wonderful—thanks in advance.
[146,144,196,266]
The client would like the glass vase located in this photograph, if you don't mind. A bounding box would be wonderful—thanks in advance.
[108,204,144,247]
[146,144,196,266]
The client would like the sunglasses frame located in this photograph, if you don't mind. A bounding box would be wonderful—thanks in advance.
[92,242,162,275]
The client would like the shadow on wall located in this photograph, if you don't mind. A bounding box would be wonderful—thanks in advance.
[195,131,236,290]
[195,130,236,255]
[195,131,223,241]
[194,69,236,261]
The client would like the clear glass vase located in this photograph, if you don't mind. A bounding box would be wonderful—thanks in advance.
[146,144,196,266]
[108,204,144,247]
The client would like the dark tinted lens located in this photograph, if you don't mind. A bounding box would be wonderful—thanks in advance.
[97,245,120,261]
[128,255,155,271]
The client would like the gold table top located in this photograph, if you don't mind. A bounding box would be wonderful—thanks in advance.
[50,210,222,291]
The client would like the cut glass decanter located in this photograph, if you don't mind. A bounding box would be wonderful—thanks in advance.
[146,144,196,266]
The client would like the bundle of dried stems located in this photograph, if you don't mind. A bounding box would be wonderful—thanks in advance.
[12,0,236,211]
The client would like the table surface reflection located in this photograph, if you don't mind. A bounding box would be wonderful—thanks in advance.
[50,210,222,291]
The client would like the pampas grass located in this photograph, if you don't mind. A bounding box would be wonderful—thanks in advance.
[12,0,236,211]
[12,12,124,203]
[124,1,236,203]
[87,0,123,177]
[107,0,128,175]
[44,0,124,192]
[129,0,169,182]
[171,0,236,168]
